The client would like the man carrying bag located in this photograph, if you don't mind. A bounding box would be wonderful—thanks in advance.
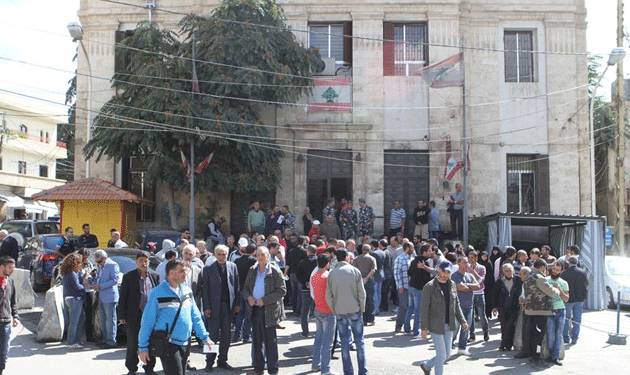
[139,259,214,375]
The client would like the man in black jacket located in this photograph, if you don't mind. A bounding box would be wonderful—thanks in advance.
[408,244,434,337]
[202,245,240,372]
[118,251,159,375]
[233,243,257,343]
[492,263,522,351]
[0,232,18,262]
[297,245,318,336]
[561,256,588,344]
[0,256,18,375]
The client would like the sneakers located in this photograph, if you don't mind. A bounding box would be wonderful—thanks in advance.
[67,343,84,349]
[412,333,421,339]
[457,348,472,356]
[420,362,431,375]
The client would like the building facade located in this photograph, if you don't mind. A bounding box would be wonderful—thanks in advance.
[75,0,589,236]
[0,94,67,220]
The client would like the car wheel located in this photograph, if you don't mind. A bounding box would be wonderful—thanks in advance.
[30,268,44,293]
[607,287,617,309]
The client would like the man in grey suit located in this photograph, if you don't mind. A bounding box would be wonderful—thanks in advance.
[202,245,240,372]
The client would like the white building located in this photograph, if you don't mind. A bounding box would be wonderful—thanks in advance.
[0,94,66,220]
[74,0,590,238]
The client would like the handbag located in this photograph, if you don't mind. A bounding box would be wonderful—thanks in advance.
[149,293,191,357]
[446,196,454,212]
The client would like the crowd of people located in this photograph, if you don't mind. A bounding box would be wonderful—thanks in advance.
[0,197,591,375]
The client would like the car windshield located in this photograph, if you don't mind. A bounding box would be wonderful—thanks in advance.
[608,258,630,276]
[35,222,59,235]
[1,222,31,237]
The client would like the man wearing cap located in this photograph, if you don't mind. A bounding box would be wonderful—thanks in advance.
[308,220,321,238]
[420,261,467,375]
[229,238,249,263]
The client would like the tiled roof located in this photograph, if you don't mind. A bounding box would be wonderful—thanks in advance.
[31,177,153,205]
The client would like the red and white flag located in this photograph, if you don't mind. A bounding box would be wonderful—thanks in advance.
[179,148,192,181]
[195,150,216,173]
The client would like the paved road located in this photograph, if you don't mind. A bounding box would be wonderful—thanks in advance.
[6,292,630,375]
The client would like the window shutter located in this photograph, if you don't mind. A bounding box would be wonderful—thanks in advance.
[343,22,353,65]
[115,31,126,73]
[383,22,395,76]
[536,155,550,213]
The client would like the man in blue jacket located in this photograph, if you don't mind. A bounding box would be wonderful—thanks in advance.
[139,259,213,375]
[93,249,120,348]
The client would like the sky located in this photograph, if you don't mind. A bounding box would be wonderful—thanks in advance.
[0,0,624,119]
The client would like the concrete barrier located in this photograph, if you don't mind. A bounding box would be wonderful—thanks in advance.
[36,285,65,342]
[12,269,34,310]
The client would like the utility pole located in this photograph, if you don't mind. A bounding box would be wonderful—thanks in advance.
[0,113,5,160]
[616,0,626,256]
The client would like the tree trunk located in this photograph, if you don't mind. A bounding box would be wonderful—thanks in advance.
[164,183,179,230]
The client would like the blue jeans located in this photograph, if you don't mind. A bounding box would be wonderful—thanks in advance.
[337,312,367,375]
[0,322,10,372]
[289,273,302,314]
[395,289,410,332]
[235,295,252,341]
[363,279,375,324]
[99,301,118,346]
[373,280,382,315]
[65,297,85,345]
[457,307,473,349]
[409,287,422,335]
[547,309,565,360]
[313,311,336,373]
[471,294,489,335]
[423,324,453,375]
[563,302,583,343]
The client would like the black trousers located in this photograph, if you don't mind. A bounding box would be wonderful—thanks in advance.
[520,313,532,355]
[251,306,279,374]
[449,209,463,239]
[206,301,232,367]
[363,279,375,324]
[160,342,190,375]
[126,318,156,372]
[85,292,95,341]
[528,315,547,358]
[300,290,312,335]
[380,278,392,311]
[498,309,518,349]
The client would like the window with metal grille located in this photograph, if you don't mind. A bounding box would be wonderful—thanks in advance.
[308,23,352,65]
[18,161,26,174]
[383,23,428,76]
[507,154,549,213]
[504,30,535,82]
[39,165,48,177]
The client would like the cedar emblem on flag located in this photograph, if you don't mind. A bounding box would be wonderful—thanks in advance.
[420,53,464,88]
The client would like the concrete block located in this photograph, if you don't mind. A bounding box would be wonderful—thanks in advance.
[36,285,65,342]
[12,269,34,310]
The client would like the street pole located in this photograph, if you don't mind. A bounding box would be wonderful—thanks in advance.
[616,0,626,256]
[590,65,610,216]
[189,35,197,241]
[462,45,468,248]
[0,113,5,159]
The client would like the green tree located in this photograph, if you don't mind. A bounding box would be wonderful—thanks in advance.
[84,0,320,229]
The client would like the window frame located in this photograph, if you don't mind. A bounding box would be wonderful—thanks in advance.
[307,22,352,66]
[18,161,27,174]
[504,29,536,83]
[39,165,48,178]
[383,22,428,76]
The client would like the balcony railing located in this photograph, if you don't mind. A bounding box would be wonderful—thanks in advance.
[8,130,66,148]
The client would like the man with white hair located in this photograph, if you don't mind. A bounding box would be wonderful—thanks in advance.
[111,231,128,249]
[93,249,120,348]
[182,245,203,310]
[0,231,19,262]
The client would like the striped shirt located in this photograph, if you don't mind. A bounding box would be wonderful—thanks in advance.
[390,208,406,229]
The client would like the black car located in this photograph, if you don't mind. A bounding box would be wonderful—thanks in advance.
[19,234,77,292]
[133,229,181,252]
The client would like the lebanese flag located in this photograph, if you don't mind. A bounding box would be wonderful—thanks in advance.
[445,156,461,181]
[195,150,216,173]
[308,77,352,112]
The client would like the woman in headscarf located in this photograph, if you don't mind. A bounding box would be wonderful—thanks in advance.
[478,251,495,319]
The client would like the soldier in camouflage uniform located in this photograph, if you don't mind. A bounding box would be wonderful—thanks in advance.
[515,259,560,366]
[322,198,336,222]
[340,201,358,240]
[358,198,376,238]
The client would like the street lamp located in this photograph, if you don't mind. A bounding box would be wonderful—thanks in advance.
[589,47,626,216]
[68,21,93,178]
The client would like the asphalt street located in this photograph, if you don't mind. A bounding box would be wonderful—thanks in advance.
[6,292,630,375]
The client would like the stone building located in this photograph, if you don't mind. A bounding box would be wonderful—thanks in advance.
[74,0,590,237]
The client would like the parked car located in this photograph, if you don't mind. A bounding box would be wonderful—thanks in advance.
[133,229,181,252]
[18,234,77,292]
[604,255,630,308]
[0,220,60,246]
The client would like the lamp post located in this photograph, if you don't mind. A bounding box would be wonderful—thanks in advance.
[67,22,92,178]
[589,47,626,216]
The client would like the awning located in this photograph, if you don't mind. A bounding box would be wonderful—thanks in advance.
[0,194,24,208]
[23,199,44,214]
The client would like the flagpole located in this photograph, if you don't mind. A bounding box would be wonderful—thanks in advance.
[189,32,197,241]
[461,41,468,248]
